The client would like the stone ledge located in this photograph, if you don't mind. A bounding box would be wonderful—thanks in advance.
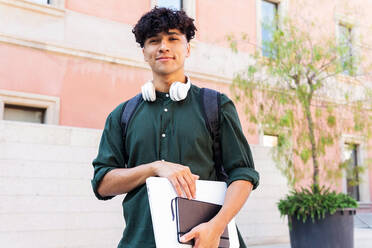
[0,0,65,17]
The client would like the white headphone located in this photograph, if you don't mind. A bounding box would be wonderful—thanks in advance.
[141,77,191,102]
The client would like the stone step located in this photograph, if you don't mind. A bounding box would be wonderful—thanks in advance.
[355,213,372,228]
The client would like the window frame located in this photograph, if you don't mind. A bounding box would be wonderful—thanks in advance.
[343,142,361,201]
[26,0,64,8]
[256,0,288,56]
[338,22,355,75]
[335,14,361,76]
[262,133,279,147]
[151,0,196,20]
[259,123,283,147]
[4,0,66,17]
[0,90,60,125]
[154,0,183,10]
[340,134,370,203]
[260,0,279,57]
[27,0,49,4]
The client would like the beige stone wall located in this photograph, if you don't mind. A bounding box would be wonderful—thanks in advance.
[0,120,124,247]
[238,145,289,245]
[0,121,289,247]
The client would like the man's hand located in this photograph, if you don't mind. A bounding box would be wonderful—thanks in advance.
[180,180,253,248]
[152,160,199,199]
[97,160,199,198]
[180,221,224,248]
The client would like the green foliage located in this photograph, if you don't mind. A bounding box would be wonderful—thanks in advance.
[278,185,358,223]
[230,15,372,219]
[339,160,367,187]
[327,115,336,127]
[300,149,310,164]
[226,34,238,53]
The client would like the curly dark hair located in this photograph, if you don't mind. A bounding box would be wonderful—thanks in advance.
[132,7,197,48]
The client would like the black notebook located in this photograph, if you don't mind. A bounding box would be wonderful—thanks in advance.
[172,197,230,248]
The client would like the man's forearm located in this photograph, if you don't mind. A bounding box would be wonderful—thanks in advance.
[97,163,157,197]
[97,160,200,198]
[210,180,253,233]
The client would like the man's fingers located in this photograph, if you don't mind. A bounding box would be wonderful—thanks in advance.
[170,178,183,197]
[180,229,196,243]
[161,162,199,198]
[193,236,201,248]
[183,174,196,198]
[177,176,192,199]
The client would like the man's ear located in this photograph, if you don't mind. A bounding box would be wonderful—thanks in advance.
[185,43,191,58]
[142,48,148,62]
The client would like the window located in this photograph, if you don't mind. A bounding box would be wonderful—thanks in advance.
[28,0,50,4]
[338,23,354,75]
[26,0,65,9]
[151,0,195,20]
[0,90,59,125]
[9,0,65,16]
[343,143,360,201]
[261,0,278,57]
[156,0,183,10]
[4,104,46,124]
[263,134,278,147]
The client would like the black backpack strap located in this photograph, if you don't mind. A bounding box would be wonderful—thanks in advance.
[121,93,142,167]
[200,88,228,182]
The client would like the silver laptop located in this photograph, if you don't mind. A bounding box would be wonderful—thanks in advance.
[146,177,239,248]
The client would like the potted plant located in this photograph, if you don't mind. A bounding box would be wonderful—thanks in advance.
[229,15,372,248]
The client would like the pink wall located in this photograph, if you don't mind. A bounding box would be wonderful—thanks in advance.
[0,42,255,142]
[66,0,257,53]
[0,44,65,97]
[0,43,151,129]
[196,0,256,53]
[59,58,152,128]
[66,0,150,26]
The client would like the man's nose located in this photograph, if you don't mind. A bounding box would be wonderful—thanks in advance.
[159,39,170,52]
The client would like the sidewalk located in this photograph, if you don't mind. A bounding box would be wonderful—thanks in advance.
[249,227,372,248]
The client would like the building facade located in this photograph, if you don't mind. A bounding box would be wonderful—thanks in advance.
[0,0,371,247]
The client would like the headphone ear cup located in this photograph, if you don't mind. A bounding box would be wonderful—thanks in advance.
[149,83,156,101]
[170,81,189,101]
[176,83,188,100]
[141,84,148,101]
[169,82,179,101]
[141,81,156,102]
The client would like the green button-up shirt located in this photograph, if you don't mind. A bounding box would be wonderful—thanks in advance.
[91,84,259,248]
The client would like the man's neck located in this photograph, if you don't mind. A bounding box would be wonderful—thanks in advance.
[152,73,187,93]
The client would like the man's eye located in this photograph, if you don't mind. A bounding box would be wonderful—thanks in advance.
[170,37,178,41]
[149,39,158,43]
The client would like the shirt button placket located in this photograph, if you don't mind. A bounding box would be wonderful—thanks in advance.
[160,98,170,161]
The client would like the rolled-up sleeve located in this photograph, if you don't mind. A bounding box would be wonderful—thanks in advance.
[91,103,126,200]
[220,94,260,189]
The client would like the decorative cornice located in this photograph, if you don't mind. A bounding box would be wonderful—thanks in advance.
[0,1,243,84]
[0,0,65,17]
[0,32,234,84]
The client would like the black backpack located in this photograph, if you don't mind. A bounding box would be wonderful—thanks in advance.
[120,88,228,182]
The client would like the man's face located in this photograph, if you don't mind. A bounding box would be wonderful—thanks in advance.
[142,29,190,76]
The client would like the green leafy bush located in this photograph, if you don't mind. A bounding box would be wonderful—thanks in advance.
[278,185,358,223]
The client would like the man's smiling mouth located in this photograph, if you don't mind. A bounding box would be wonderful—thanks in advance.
[156,57,174,61]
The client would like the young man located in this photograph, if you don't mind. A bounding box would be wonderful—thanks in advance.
[91,7,259,248]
